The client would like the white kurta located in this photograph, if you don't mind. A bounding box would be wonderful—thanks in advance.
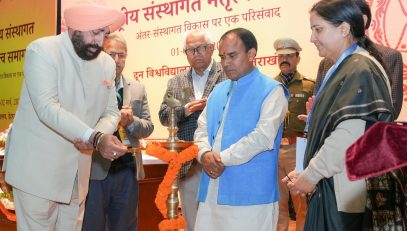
[194,82,288,231]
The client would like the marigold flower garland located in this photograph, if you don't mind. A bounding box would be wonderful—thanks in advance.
[0,201,15,221]
[146,143,198,231]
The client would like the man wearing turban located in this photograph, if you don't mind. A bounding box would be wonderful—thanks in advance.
[4,1,127,230]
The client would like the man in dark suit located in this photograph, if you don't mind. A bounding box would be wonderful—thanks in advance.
[315,0,403,118]
[83,32,154,231]
[159,29,227,231]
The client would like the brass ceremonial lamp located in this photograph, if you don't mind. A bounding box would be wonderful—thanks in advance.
[154,90,194,221]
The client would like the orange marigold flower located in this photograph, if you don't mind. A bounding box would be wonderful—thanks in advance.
[146,143,198,230]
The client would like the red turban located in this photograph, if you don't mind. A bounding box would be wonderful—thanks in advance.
[64,0,125,32]
[346,121,407,181]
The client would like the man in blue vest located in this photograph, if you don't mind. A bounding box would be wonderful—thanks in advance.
[193,28,289,231]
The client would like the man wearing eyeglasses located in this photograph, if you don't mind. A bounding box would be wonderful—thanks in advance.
[159,29,227,231]
[273,38,314,231]
[82,32,154,231]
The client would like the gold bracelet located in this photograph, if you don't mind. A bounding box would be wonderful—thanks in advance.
[95,133,105,151]
[92,131,102,149]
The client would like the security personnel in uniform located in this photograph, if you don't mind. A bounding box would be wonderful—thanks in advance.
[273,38,315,231]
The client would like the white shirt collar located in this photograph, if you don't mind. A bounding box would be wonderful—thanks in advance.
[115,75,124,90]
[191,59,213,77]
[191,60,213,99]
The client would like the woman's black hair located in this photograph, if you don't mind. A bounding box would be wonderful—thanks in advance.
[311,0,387,74]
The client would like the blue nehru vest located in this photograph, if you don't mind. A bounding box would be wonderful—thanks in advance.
[197,68,288,205]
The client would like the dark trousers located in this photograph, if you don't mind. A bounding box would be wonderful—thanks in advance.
[82,158,138,231]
